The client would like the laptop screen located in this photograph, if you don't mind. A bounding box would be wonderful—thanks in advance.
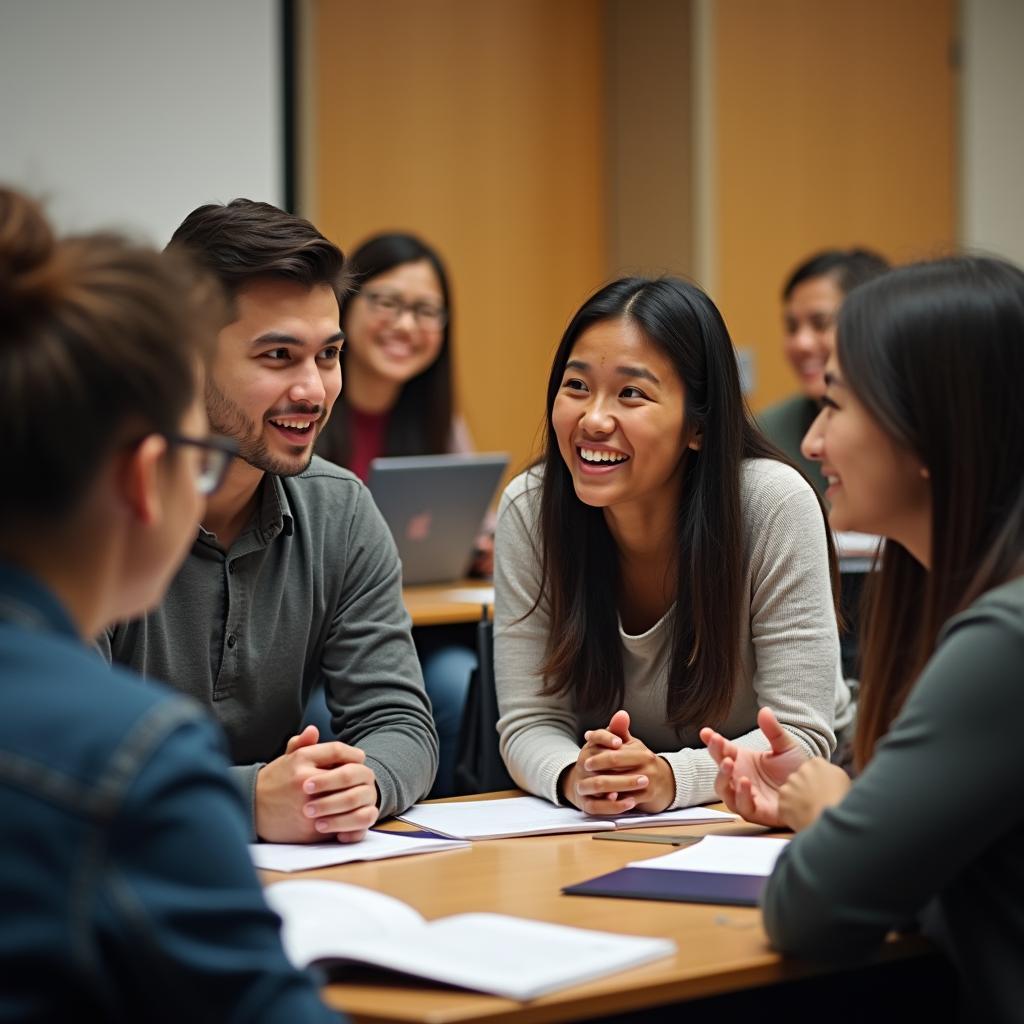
[367,454,508,585]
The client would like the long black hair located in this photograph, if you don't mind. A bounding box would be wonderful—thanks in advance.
[842,257,1024,767]
[316,232,453,465]
[530,276,837,728]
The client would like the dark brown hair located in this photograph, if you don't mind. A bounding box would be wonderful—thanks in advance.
[316,232,453,465]
[782,247,890,300]
[530,276,838,728]
[842,257,1024,768]
[167,198,348,308]
[0,187,224,532]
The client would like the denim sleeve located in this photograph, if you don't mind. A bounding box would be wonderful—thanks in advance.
[100,713,344,1023]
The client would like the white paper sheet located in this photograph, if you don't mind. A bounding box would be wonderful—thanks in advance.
[250,829,469,872]
[432,586,495,605]
[628,834,790,876]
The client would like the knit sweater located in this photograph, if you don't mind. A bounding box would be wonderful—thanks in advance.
[763,576,1024,1023]
[493,458,853,808]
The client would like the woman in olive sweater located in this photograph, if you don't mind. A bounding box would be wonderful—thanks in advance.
[703,256,1024,1023]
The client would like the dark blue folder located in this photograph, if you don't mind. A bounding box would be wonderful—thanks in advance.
[562,866,766,907]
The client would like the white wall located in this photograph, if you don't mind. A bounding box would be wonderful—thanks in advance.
[0,0,282,247]
[961,0,1024,267]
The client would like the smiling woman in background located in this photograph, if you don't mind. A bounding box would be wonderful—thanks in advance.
[494,276,853,814]
[759,248,889,494]
[703,256,1024,1023]
[316,232,466,479]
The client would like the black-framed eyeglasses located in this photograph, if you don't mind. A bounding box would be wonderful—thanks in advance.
[163,433,238,496]
[362,289,447,330]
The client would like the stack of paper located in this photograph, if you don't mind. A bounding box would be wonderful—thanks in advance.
[564,834,790,907]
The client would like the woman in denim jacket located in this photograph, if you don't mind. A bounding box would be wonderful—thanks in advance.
[0,188,341,1022]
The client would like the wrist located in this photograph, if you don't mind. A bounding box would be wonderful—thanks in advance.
[659,755,677,804]
[632,757,675,812]
[253,763,271,840]
[558,763,579,808]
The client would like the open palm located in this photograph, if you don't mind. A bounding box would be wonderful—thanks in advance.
[700,707,808,827]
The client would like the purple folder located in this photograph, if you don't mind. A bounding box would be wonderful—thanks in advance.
[562,866,766,907]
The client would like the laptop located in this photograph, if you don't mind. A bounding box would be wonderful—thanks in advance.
[367,453,509,585]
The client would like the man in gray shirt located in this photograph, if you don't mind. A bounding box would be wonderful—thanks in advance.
[99,199,438,843]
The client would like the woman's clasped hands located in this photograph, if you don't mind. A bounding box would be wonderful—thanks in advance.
[561,709,676,815]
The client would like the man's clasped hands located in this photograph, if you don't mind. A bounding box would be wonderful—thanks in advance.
[255,725,379,843]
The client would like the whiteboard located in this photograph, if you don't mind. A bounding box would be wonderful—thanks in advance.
[0,0,283,247]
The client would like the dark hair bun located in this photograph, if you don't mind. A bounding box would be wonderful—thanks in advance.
[0,188,63,317]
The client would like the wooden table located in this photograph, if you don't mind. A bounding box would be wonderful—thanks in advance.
[259,796,934,1023]
[403,580,494,627]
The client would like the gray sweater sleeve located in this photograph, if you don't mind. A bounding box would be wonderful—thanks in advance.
[762,588,1024,960]
[321,486,438,818]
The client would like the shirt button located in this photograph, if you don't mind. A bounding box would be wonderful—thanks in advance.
[227,634,237,648]
[228,562,236,575]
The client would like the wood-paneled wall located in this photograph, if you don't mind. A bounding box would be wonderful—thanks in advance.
[302,0,608,477]
[300,0,958,451]
[709,0,956,409]
[605,0,693,280]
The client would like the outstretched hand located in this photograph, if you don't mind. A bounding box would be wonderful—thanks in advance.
[699,708,808,827]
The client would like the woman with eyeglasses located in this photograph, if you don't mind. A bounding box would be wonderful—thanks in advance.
[316,232,481,796]
[703,256,1024,1022]
[316,233,463,476]
[0,189,340,1018]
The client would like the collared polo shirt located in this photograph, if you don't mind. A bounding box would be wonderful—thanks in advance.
[100,457,438,823]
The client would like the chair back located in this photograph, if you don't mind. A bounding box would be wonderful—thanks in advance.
[453,609,514,794]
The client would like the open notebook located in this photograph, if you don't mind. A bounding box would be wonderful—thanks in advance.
[266,879,675,1001]
[398,795,736,840]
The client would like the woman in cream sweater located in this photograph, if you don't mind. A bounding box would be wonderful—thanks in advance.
[494,276,852,813]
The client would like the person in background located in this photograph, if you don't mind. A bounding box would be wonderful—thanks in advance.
[762,248,890,683]
[702,256,1024,1023]
[316,232,483,797]
[99,200,438,841]
[0,187,341,1020]
[495,276,853,815]
[759,248,889,495]
[316,233,465,476]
